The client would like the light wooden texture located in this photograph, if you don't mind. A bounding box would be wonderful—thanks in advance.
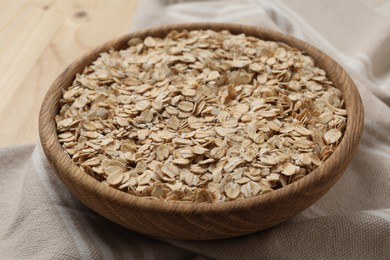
[0,0,139,146]
[39,23,364,240]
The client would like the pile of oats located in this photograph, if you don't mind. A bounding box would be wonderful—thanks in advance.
[56,29,347,203]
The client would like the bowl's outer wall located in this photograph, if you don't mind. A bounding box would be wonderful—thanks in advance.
[39,23,364,240]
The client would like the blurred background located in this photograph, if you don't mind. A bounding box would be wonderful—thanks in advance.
[0,0,138,146]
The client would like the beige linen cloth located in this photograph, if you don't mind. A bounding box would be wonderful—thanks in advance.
[1,0,390,259]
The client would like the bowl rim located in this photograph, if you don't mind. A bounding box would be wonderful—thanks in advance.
[39,22,364,214]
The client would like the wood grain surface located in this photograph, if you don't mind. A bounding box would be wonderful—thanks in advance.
[39,23,364,240]
[0,0,139,146]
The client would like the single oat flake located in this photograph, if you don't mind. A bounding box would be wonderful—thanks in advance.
[56,29,347,203]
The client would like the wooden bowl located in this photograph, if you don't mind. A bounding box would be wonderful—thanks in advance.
[39,23,364,240]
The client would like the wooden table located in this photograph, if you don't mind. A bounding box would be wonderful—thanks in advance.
[0,0,139,146]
